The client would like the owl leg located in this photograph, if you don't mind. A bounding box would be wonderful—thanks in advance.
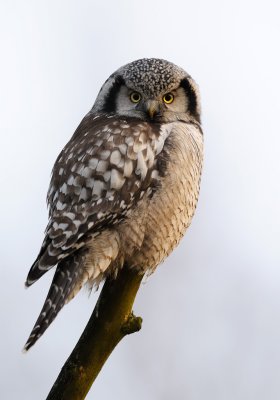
[23,248,88,352]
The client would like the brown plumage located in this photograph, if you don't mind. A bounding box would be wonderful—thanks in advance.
[24,58,203,351]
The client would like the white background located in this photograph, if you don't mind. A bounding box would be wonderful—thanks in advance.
[1,1,280,399]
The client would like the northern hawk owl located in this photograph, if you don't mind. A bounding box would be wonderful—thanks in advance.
[24,58,203,351]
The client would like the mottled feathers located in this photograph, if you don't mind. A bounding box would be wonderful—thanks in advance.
[26,116,167,287]
[24,58,203,351]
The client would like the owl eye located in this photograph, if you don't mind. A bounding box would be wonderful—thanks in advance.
[130,92,142,103]
[163,93,174,104]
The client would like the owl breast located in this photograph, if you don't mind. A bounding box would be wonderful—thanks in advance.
[118,121,203,272]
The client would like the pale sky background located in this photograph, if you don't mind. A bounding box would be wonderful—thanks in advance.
[1,1,280,399]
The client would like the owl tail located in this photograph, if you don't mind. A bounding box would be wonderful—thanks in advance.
[25,237,70,288]
[23,249,87,352]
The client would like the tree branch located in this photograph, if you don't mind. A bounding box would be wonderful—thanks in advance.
[46,266,144,400]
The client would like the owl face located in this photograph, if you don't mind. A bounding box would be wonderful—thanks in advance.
[92,58,201,123]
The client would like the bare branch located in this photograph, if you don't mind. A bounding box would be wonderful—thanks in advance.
[46,266,144,400]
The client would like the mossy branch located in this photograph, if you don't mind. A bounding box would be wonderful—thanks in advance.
[46,266,144,400]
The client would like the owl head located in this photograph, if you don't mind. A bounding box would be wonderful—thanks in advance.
[92,58,201,123]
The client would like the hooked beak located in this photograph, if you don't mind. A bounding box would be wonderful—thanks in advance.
[145,100,161,119]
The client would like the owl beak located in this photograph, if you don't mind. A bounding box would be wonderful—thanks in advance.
[146,100,160,119]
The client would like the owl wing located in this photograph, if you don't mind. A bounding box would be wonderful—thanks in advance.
[25,112,170,286]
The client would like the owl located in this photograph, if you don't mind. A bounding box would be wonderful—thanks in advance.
[24,58,203,351]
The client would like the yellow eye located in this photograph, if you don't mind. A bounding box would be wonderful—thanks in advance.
[163,93,174,104]
[130,92,141,103]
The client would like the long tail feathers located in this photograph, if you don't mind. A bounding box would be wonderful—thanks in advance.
[23,250,87,352]
[25,238,70,288]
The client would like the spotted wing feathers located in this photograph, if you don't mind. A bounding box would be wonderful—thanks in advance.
[25,113,165,285]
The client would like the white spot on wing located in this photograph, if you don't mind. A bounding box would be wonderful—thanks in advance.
[67,152,73,161]
[104,171,111,182]
[56,200,66,211]
[86,177,95,188]
[120,200,126,209]
[136,151,147,180]
[133,141,146,153]
[125,136,134,146]
[92,180,105,197]
[110,150,121,165]
[146,145,155,168]
[119,144,127,155]
[60,183,68,194]
[155,124,173,155]
[123,159,133,177]
[67,175,75,185]
[79,187,88,201]
[100,150,110,160]
[89,158,98,169]
[96,160,108,173]
[151,170,159,179]
[58,223,68,230]
[81,167,91,178]
[64,212,75,220]
[110,169,125,190]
